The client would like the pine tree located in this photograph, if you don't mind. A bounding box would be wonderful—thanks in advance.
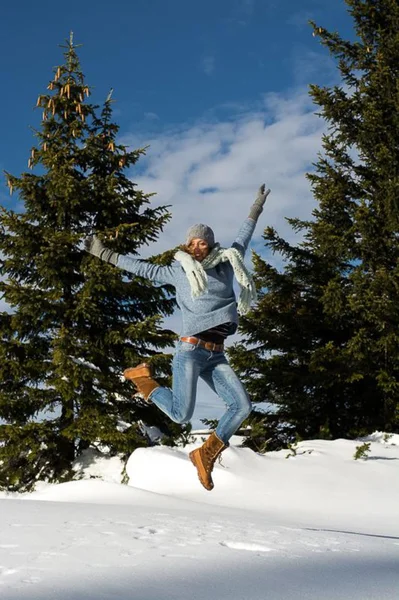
[0,35,179,491]
[229,0,399,445]
[229,229,362,444]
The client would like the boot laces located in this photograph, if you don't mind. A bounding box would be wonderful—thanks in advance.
[203,446,214,466]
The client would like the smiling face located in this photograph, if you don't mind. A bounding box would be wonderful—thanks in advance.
[187,238,210,262]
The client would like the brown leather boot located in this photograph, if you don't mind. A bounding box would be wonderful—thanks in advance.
[189,432,228,491]
[123,363,160,402]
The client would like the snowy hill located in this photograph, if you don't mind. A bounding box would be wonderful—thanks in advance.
[1,433,398,599]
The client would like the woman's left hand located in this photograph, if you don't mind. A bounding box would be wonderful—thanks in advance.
[248,184,271,220]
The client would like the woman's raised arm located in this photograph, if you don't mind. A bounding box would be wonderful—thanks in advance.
[84,236,177,286]
[232,184,271,256]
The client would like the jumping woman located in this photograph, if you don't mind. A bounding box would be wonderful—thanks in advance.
[85,184,270,490]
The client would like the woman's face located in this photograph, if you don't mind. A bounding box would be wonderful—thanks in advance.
[187,238,210,262]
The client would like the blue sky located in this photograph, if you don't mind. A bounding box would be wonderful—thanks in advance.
[2,0,351,184]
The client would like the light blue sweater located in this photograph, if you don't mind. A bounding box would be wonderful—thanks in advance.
[117,218,257,337]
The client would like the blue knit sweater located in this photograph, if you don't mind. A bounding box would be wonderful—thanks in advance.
[117,218,257,337]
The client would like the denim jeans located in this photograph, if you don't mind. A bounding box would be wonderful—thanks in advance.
[150,340,252,444]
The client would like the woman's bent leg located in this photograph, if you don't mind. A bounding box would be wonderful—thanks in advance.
[150,343,201,424]
[201,355,252,444]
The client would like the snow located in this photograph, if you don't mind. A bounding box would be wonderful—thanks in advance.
[1,433,398,599]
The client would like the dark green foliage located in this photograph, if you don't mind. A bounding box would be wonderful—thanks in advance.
[200,418,219,430]
[353,441,371,460]
[239,410,293,454]
[0,36,180,491]
[229,0,399,447]
[159,422,194,447]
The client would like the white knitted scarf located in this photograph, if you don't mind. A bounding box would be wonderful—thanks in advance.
[174,243,257,315]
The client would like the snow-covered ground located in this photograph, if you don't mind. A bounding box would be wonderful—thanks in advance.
[1,432,398,599]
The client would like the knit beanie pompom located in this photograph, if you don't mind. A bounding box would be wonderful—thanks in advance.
[185,224,215,248]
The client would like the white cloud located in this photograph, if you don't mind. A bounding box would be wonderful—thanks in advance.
[143,112,160,121]
[126,87,326,262]
[201,55,215,76]
[290,48,337,86]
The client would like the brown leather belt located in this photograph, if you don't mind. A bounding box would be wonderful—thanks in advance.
[180,336,224,352]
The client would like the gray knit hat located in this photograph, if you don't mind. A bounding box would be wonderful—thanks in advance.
[185,223,215,248]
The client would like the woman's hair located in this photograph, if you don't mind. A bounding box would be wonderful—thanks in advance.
[178,243,195,257]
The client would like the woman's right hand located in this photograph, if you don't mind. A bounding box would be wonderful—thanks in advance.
[83,235,119,265]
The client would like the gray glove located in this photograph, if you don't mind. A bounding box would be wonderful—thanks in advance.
[248,184,271,221]
[84,235,119,266]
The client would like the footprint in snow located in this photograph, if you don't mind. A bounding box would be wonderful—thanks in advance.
[138,526,158,534]
[131,526,162,541]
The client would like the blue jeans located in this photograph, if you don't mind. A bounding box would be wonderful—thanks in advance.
[150,341,252,444]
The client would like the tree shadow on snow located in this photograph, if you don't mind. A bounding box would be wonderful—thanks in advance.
[5,552,399,600]
[304,527,399,540]
[367,456,398,461]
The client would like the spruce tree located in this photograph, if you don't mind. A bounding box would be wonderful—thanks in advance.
[0,35,178,491]
[229,0,399,445]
